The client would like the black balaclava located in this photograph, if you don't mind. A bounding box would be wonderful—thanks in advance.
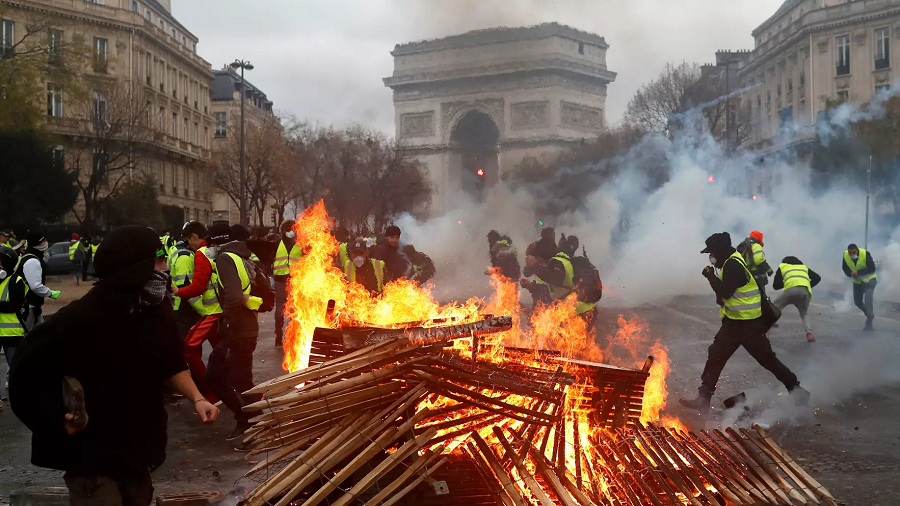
[94,226,161,294]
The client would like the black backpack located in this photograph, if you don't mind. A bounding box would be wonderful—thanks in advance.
[571,250,602,304]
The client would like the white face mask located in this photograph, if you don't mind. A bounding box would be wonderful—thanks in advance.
[709,254,717,266]
[205,246,218,259]
[285,231,296,239]
[851,254,859,261]
[35,243,49,252]
[352,256,365,267]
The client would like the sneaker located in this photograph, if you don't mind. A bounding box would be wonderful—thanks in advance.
[226,422,252,441]
[806,332,815,342]
[791,386,811,407]
[678,395,712,414]
[233,439,254,452]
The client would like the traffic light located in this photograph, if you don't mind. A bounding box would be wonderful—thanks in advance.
[538,220,544,227]
[476,168,485,177]
[708,175,715,182]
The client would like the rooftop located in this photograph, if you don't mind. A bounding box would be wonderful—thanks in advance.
[392,22,608,56]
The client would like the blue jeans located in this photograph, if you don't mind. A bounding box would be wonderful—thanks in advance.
[1,336,21,387]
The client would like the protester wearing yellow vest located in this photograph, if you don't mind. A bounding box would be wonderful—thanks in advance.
[0,245,26,404]
[69,233,86,286]
[273,220,302,348]
[344,240,385,294]
[680,232,807,414]
[0,230,11,249]
[169,222,207,341]
[206,224,274,446]
[180,223,230,406]
[842,244,877,331]
[773,257,821,342]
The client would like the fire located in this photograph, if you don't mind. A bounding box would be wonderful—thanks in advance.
[281,201,683,504]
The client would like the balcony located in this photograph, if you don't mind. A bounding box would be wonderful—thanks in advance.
[875,57,890,70]
[836,64,850,76]
[93,60,108,74]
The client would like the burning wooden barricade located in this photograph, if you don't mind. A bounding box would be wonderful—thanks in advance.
[239,316,838,506]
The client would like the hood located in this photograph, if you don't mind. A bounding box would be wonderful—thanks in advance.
[781,256,803,265]
[94,226,160,292]
[219,240,253,259]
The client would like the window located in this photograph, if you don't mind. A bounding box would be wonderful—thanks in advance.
[85,0,106,4]
[48,29,62,64]
[1,20,14,57]
[145,101,151,125]
[93,150,108,186]
[131,0,139,12]
[578,42,584,55]
[215,112,226,137]
[47,84,63,117]
[172,112,177,135]
[800,70,805,86]
[876,84,890,94]
[93,37,108,72]
[766,90,771,103]
[183,117,188,140]
[92,91,107,123]
[876,28,890,70]
[144,8,151,21]
[145,52,152,85]
[158,61,165,91]
[204,126,209,147]
[757,95,761,107]
[52,146,65,171]
[777,84,782,97]
[837,90,849,102]
[194,122,199,144]
[836,35,850,75]
[787,78,793,93]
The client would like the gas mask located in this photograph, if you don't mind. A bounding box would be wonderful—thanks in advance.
[0,268,7,280]
[205,246,218,259]
[708,254,717,266]
[352,256,365,268]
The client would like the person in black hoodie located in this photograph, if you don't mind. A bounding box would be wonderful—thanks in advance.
[207,224,274,444]
[679,232,807,414]
[10,226,218,506]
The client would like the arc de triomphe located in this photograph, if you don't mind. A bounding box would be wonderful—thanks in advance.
[384,22,617,212]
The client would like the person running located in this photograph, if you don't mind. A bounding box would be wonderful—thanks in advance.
[773,257,821,342]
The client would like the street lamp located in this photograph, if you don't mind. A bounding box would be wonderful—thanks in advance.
[230,59,254,227]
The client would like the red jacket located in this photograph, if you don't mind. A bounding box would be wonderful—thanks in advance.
[176,251,212,300]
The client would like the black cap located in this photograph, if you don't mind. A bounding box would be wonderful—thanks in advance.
[207,223,232,245]
[26,231,45,246]
[384,225,401,238]
[348,239,368,253]
[701,232,732,254]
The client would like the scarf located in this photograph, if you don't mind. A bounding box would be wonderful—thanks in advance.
[140,270,172,307]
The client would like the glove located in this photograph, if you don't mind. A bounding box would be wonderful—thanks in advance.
[50,290,61,299]
[702,266,715,279]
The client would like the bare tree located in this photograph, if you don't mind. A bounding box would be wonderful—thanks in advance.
[67,81,162,227]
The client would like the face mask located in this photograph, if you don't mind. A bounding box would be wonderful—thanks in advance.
[35,243,49,252]
[709,254,717,266]
[43,252,50,262]
[285,231,296,239]
[851,254,859,261]
[141,270,171,306]
[205,246,218,259]
[353,256,365,267]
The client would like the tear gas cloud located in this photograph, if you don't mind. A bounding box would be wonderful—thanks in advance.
[397,92,900,307]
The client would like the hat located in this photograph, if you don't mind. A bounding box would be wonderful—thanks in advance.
[94,226,160,287]
[384,225,401,238]
[701,232,732,254]
[26,231,45,247]
[230,224,251,242]
[749,230,764,246]
[71,233,79,241]
[207,223,232,245]
[348,239,368,253]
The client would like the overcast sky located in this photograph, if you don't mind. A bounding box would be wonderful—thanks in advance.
[174,0,785,135]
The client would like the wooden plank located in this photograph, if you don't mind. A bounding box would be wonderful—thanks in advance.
[751,425,839,506]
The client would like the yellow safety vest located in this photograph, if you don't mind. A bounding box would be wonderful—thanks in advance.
[196,247,222,316]
[170,248,202,313]
[549,252,575,300]
[68,241,80,261]
[750,243,766,269]
[344,258,385,293]
[338,243,349,269]
[720,252,763,320]
[844,249,877,284]
[0,275,24,337]
[273,241,302,276]
[90,244,99,256]
[218,252,263,311]
[779,263,812,295]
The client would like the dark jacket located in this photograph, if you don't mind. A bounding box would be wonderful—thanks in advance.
[371,238,410,282]
[773,257,821,291]
[533,237,559,263]
[408,251,436,284]
[352,259,383,294]
[9,279,187,475]
[0,274,26,325]
[216,241,270,339]
[489,239,520,281]
[704,247,761,323]
[841,250,877,281]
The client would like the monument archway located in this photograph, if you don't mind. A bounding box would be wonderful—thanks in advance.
[449,110,500,199]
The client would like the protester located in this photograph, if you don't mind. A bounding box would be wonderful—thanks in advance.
[402,244,436,284]
[80,235,93,282]
[773,257,821,342]
[10,226,218,506]
[208,224,273,445]
[486,230,521,281]
[842,243,877,331]
[345,240,385,294]
[69,234,85,286]
[169,222,207,342]
[372,225,410,282]
[273,220,302,348]
[0,245,26,407]
[16,231,59,331]
[521,241,552,308]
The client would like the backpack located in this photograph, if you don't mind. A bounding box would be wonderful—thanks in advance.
[571,251,602,304]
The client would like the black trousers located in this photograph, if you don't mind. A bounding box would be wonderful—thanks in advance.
[174,304,199,344]
[699,318,798,397]
[82,259,91,281]
[852,279,876,318]
[206,331,258,423]
[64,470,153,506]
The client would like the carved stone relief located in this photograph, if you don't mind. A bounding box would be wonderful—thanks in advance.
[441,98,505,141]
[510,101,550,130]
[835,76,851,90]
[400,111,435,138]
[560,101,602,130]
[874,70,891,84]
[855,31,867,46]
[818,40,829,53]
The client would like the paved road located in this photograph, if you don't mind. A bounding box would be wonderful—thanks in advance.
[0,294,897,505]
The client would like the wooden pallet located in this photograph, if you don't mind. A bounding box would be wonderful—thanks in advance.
[552,357,649,430]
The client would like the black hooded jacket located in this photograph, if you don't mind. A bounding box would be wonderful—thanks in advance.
[9,226,188,475]
[371,236,410,282]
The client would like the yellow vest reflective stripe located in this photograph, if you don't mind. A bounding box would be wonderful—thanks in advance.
[719,252,763,320]
[338,243,349,268]
[219,252,263,311]
[574,301,596,315]
[0,276,24,336]
[273,241,302,276]
[344,259,384,293]
[844,249,877,284]
[549,252,575,300]
[779,263,812,295]
[196,247,221,316]
[750,243,765,267]
[68,242,79,261]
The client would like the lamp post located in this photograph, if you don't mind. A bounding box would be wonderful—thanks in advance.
[230,59,254,226]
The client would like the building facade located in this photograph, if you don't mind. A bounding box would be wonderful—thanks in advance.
[0,0,215,227]
[384,23,616,212]
[209,66,278,228]
[738,0,900,148]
